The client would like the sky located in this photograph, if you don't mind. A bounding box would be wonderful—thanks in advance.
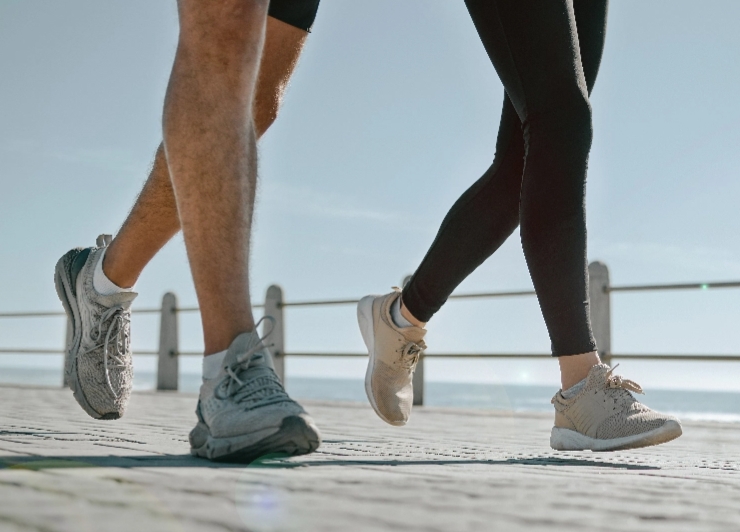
[0,1,739,391]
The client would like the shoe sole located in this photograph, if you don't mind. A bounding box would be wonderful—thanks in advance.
[54,249,117,421]
[191,415,322,463]
[357,296,405,427]
[550,420,683,452]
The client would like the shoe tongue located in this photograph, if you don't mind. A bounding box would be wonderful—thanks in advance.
[400,326,426,345]
[96,290,138,309]
[586,363,612,383]
[222,330,275,371]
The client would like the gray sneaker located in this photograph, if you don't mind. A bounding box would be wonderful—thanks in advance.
[54,237,137,419]
[550,364,682,451]
[189,329,321,463]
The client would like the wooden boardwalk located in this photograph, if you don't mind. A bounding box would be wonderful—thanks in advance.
[0,385,738,532]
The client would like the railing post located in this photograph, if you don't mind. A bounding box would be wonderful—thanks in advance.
[588,262,612,367]
[157,292,179,391]
[264,285,285,383]
[62,318,73,388]
[400,275,424,406]
[413,353,425,407]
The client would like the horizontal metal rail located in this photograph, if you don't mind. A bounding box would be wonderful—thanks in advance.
[128,308,161,314]
[0,308,164,318]
[281,298,360,308]
[0,348,65,354]
[4,349,740,362]
[271,352,740,361]
[176,305,264,313]
[273,280,740,309]
[609,281,740,293]
[285,352,550,358]
[1,278,737,319]
[607,353,740,362]
[0,311,66,318]
[0,348,160,355]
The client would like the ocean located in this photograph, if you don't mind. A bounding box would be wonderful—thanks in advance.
[2,367,739,423]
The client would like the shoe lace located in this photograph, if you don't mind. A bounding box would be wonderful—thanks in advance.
[84,304,130,398]
[214,317,291,409]
[399,341,426,371]
[605,364,644,395]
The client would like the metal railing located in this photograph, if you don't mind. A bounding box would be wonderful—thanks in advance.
[1,261,739,404]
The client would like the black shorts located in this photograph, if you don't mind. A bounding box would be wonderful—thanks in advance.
[268,0,321,32]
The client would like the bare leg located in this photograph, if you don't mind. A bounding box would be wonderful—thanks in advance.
[162,0,269,355]
[103,16,309,290]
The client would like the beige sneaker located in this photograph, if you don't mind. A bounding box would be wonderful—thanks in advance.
[357,289,426,426]
[550,364,682,451]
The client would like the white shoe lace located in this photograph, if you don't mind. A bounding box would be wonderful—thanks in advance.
[83,304,130,398]
[214,317,292,409]
[605,364,644,395]
[399,341,426,371]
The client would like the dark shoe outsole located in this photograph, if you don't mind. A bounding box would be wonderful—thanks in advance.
[195,415,322,464]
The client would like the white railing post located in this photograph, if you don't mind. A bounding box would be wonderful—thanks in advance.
[588,262,612,367]
[264,285,285,383]
[62,318,73,388]
[401,275,424,406]
[157,292,179,391]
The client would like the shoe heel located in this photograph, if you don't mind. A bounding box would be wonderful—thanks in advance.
[550,427,590,451]
[357,296,375,353]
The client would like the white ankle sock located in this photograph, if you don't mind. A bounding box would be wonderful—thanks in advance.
[390,296,414,328]
[203,350,228,381]
[93,248,134,296]
[562,377,587,398]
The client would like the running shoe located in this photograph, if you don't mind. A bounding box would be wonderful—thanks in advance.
[54,236,137,419]
[189,329,321,463]
[550,364,682,451]
[357,289,427,426]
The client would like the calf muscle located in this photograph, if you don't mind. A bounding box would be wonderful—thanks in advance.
[103,17,308,291]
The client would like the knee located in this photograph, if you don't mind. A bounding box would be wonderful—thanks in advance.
[178,0,269,48]
[564,96,593,147]
[518,96,591,238]
[525,94,593,154]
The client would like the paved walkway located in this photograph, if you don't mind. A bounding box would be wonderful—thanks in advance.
[0,385,739,531]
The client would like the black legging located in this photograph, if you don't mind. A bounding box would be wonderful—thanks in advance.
[402,0,608,356]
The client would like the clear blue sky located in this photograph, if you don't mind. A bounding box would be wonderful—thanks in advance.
[1,1,739,390]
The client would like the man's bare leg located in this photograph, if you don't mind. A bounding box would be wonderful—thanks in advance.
[162,0,268,355]
[103,16,309,292]
[158,1,321,463]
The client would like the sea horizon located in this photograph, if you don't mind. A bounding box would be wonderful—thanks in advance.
[3,367,739,424]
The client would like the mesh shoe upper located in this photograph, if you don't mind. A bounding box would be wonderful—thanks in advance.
[62,244,137,418]
[552,364,678,440]
[196,330,309,440]
[365,290,426,425]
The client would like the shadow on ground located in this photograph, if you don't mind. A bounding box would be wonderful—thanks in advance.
[0,455,659,471]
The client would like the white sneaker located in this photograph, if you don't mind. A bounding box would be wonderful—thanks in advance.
[357,289,426,426]
[190,329,322,463]
[550,364,682,451]
[54,238,137,419]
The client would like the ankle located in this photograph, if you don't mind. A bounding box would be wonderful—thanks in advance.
[102,241,138,289]
[559,350,601,390]
[400,300,426,329]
